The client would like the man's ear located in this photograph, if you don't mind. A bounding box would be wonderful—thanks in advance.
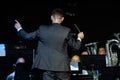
[61,17,64,21]
[51,15,53,20]
[62,17,64,20]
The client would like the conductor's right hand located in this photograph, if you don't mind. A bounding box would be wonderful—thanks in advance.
[14,20,22,30]
[77,32,84,40]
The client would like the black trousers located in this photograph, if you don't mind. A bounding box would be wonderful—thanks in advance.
[43,71,71,80]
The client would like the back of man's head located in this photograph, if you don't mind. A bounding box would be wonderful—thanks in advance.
[51,8,64,17]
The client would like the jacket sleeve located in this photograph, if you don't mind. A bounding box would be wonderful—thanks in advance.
[18,28,39,40]
[67,32,82,50]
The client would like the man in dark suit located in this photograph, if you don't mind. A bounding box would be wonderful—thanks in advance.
[14,8,84,80]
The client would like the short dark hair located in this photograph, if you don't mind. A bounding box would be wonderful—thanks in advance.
[51,8,64,17]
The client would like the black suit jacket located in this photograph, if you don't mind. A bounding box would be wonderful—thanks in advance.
[18,23,82,71]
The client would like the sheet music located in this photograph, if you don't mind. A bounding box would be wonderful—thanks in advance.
[0,44,6,56]
[70,62,79,71]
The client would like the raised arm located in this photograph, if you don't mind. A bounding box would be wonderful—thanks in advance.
[14,20,22,31]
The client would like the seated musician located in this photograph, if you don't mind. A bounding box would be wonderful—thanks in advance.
[70,53,90,75]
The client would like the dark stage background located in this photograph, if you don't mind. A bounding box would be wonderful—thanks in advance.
[0,0,119,46]
[0,0,120,80]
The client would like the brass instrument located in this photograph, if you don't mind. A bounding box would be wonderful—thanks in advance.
[84,32,120,67]
[106,39,120,67]
[85,42,98,55]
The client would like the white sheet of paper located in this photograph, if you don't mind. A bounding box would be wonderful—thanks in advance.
[70,62,79,71]
[0,44,6,56]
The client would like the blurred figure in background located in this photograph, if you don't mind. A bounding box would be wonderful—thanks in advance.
[6,57,28,80]
[81,50,89,55]
[70,53,89,75]
[70,54,80,62]
[97,46,116,80]
[97,46,109,67]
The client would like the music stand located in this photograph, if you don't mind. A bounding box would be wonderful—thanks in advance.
[80,55,106,80]
[80,55,106,70]
[70,62,82,75]
[14,63,31,80]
